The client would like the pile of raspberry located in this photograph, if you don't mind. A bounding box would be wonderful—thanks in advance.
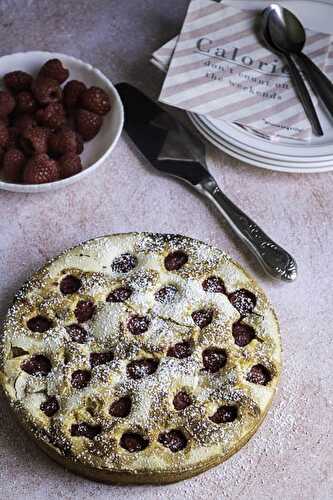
[0,59,111,184]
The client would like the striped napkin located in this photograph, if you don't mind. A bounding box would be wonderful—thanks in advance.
[153,0,333,140]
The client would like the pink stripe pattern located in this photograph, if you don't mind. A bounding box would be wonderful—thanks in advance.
[155,0,333,140]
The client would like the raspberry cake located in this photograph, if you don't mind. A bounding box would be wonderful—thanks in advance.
[0,233,281,484]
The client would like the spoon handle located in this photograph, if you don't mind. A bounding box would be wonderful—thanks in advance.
[286,54,323,136]
[296,53,333,119]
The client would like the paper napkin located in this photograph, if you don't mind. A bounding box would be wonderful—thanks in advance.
[155,0,333,140]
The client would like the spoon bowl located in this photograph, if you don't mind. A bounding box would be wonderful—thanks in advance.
[267,4,306,54]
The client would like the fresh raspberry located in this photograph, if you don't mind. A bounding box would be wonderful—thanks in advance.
[39,59,69,84]
[21,126,49,155]
[48,128,83,156]
[0,91,16,117]
[63,80,86,110]
[7,127,20,148]
[1,115,9,127]
[32,77,61,105]
[15,91,37,114]
[75,109,102,141]
[80,86,111,115]
[2,149,26,182]
[59,153,82,178]
[13,114,37,133]
[36,102,66,130]
[4,71,33,93]
[23,154,60,184]
[0,120,9,148]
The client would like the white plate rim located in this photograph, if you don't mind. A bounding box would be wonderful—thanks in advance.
[199,114,333,161]
[190,114,333,173]
[191,113,333,167]
[191,113,333,172]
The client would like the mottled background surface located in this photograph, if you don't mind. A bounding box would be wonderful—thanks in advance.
[0,1,332,499]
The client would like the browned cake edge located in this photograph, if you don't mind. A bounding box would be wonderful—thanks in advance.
[20,383,277,484]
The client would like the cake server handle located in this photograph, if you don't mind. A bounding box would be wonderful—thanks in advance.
[196,176,297,282]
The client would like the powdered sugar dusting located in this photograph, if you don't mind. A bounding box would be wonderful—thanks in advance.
[0,232,281,481]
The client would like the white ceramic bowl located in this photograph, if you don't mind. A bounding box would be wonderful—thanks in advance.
[0,51,124,193]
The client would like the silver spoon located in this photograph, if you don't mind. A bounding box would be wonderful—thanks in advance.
[266,4,333,122]
[261,5,323,136]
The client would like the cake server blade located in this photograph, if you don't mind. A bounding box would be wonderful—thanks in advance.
[116,82,208,186]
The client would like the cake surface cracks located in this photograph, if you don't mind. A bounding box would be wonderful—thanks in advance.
[0,233,281,479]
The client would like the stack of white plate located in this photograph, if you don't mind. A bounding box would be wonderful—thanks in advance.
[189,0,333,173]
[189,112,333,173]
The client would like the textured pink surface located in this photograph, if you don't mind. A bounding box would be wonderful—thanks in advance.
[0,1,332,498]
[1,139,332,499]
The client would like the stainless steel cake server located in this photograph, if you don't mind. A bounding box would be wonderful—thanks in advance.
[116,83,297,282]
